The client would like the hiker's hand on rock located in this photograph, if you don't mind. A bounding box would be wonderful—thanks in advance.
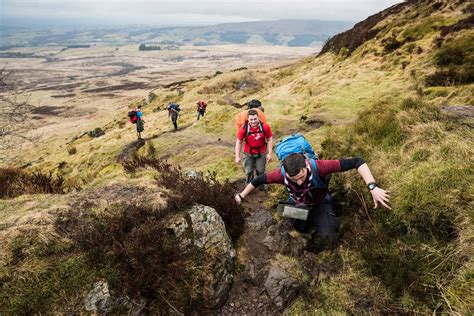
[371,187,391,210]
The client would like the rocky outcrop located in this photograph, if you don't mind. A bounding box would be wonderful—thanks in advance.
[83,280,145,314]
[170,204,236,308]
[83,281,114,313]
[441,105,474,127]
[220,210,307,314]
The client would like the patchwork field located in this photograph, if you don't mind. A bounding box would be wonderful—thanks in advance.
[1,43,317,164]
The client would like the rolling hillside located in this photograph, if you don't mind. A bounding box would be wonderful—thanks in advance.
[1,0,473,313]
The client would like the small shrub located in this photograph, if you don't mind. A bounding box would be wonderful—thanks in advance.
[58,204,209,313]
[0,167,76,199]
[122,157,245,242]
[148,92,157,103]
[88,128,105,138]
[405,43,416,53]
[425,67,474,86]
[383,37,402,53]
[67,146,77,155]
[145,141,156,157]
[434,34,474,67]
[54,157,245,313]
[426,34,474,86]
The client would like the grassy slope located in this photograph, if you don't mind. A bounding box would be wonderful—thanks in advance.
[1,0,473,313]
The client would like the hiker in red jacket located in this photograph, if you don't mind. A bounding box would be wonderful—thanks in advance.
[235,109,273,184]
[235,153,390,245]
[196,100,207,120]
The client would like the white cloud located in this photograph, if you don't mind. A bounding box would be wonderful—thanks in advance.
[1,0,403,25]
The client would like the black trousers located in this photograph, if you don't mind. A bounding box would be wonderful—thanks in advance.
[197,109,205,120]
[171,115,178,130]
[292,193,339,244]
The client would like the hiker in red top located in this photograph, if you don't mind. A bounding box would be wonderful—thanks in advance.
[127,105,144,140]
[235,109,273,184]
[196,100,207,120]
[234,153,390,247]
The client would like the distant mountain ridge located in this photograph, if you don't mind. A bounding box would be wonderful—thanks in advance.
[1,19,354,49]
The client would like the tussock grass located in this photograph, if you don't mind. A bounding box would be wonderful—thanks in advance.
[1,156,244,314]
[426,32,474,86]
[318,94,473,312]
[0,167,76,199]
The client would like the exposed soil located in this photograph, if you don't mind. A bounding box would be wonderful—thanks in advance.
[82,81,149,93]
[31,105,68,116]
[116,139,146,163]
[440,13,474,36]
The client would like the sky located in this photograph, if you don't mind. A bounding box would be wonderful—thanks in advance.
[1,0,404,27]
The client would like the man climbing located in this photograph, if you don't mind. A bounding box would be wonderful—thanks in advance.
[196,100,207,120]
[235,109,273,184]
[128,105,144,140]
[234,151,391,246]
[167,103,180,131]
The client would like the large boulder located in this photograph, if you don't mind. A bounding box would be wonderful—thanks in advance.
[170,204,235,308]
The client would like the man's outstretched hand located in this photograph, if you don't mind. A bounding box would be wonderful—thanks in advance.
[370,187,391,209]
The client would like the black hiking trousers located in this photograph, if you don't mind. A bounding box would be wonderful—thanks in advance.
[292,193,339,247]
[171,114,178,130]
[197,109,205,120]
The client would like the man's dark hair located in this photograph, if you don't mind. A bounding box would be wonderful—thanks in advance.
[137,105,142,109]
[247,109,258,116]
[283,153,306,176]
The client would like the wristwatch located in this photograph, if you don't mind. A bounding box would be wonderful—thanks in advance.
[367,182,378,191]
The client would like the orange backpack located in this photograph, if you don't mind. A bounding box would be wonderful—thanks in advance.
[235,108,266,130]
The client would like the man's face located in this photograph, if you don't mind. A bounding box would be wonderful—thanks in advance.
[248,114,259,127]
[287,168,307,186]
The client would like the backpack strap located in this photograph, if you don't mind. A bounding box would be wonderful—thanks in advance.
[308,159,326,188]
[243,121,267,156]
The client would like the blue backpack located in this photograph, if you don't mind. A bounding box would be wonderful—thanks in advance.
[276,134,326,188]
[276,134,316,161]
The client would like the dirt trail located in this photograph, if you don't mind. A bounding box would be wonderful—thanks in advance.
[116,121,233,163]
[215,184,308,314]
[116,139,146,163]
[115,123,307,313]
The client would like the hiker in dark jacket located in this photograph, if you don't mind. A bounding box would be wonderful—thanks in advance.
[167,103,180,131]
[235,153,390,244]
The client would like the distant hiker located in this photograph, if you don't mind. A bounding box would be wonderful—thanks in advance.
[247,99,264,112]
[167,103,180,131]
[196,100,207,120]
[128,105,144,140]
[235,108,273,184]
[234,134,391,246]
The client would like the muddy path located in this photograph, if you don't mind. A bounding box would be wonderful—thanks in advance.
[214,183,313,314]
[116,119,234,163]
